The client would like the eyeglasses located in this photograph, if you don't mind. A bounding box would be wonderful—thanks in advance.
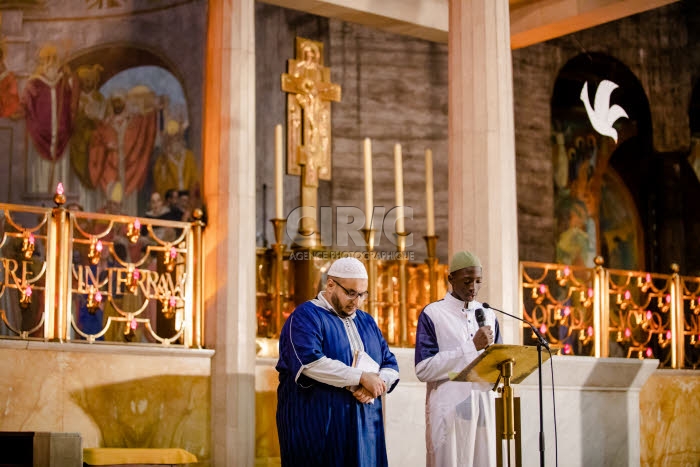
[331,279,369,301]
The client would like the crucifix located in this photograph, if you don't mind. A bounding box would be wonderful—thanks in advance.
[281,37,341,247]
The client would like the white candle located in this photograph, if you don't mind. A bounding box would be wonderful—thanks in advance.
[363,138,373,229]
[274,124,284,219]
[425,148,435,236]
[394,143,404,234]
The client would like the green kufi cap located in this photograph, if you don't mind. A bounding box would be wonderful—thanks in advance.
[449,251,482,273]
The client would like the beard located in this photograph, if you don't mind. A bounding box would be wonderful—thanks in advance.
[329,291,355,317]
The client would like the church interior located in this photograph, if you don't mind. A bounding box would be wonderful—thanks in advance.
[0,0,699,465]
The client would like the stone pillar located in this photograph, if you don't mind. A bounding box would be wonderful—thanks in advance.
[203,0,257,465]
[447,0,520,344]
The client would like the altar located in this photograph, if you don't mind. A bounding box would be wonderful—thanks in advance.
[256,350,660,467]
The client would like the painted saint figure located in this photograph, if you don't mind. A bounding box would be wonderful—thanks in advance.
[70,64,106,189]
[0,40,20,118]
[88,86,157,215]
[21,44,79,191]
[152,119,199,197]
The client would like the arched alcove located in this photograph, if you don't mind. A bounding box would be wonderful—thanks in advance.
[58,43,197,216]
[683,79,700,274]
[68,44,182,87]
[550,52,652,271]
[689,78,700,182]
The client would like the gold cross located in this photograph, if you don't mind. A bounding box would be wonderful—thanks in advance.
[281,37,341,245]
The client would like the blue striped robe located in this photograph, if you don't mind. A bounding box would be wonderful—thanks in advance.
[276,300,399,467]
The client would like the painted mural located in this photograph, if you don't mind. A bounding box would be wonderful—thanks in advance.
[17,46,199,217]
[551,122,643,271]
[0,0,206,340]
[552,126,600,268]
[0,2,208,459]
[0,0,205,220]
[599,170,643,270]
[550,54,649,272]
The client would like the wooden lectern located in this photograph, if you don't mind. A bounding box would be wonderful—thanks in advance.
[450,345,550,467]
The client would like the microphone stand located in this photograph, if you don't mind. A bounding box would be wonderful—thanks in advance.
[483,303,548,467]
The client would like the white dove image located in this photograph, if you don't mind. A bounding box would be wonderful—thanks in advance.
[580,80,628,143]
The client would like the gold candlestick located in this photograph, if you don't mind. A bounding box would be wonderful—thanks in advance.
[271,218,287,336]
[424,235,439,302]
[362,228,377,322]
[396,231,409,347]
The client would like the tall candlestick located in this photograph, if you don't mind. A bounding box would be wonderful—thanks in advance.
[274,124,284,219]
[394,143,404,233]
[425,148,435,236]
[363,138,373,229]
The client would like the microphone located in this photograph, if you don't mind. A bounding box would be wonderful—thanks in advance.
[475,308,486,328]
[482,302,550,350]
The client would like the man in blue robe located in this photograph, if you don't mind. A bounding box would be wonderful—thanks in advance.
[276,257,400,467]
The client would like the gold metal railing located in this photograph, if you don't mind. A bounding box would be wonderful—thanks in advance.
[8,192,693,366]
[255,233,449,352]
[0,203,51,339]
[256,249,699,369]
[255,250,449,349]
[0,198,204,347]
[521,258,700,369]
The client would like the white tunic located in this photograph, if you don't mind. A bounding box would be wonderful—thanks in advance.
[415,292,502,467]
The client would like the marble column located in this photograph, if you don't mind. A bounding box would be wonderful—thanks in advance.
[203,0,257,465]
[447,0,520,344]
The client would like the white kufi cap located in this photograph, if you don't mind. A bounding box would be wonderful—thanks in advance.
[327,257,368,279]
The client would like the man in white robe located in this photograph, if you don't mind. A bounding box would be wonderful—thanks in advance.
[415,250,502,467]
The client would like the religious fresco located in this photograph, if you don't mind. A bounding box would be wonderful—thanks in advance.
[0,0,205,219]
[0,1,206,343]
[546,101,646,357]
[551,53,649,272]
[17,45,199,217]
[551,124,601,268]
[599,170,643,271]
[551,125,643,271]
